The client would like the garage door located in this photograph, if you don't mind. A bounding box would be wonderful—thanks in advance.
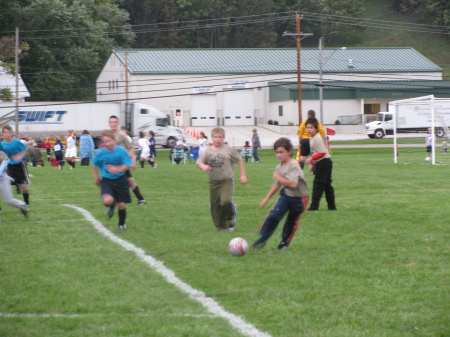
[191,94,217,127]
[223,90,254,126]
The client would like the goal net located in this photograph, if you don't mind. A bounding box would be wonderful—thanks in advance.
[392,95,450,165]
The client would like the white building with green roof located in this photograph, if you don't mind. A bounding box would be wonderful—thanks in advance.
[96,47,447,126]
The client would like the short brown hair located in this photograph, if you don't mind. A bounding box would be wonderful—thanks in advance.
[307,110,316,117]
[211,127,225,137]
[273,137,294,153]
[2,125,12,133]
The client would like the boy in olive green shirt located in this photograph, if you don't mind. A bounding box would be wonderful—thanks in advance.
[197,128,247,231]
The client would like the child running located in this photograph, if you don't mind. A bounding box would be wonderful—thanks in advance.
[92,130,132,231]
[1,125,31,205]
[252,137,308,250]
[197,127,247,231]
[0,149,29,217]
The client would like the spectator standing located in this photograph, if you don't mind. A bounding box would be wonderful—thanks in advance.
[425,128,433,162]
[442,139,447,156]
[148,131,157,168]
[252,129,262,163]
[80,130,95,166]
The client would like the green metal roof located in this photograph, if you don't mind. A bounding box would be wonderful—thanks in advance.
[112,48,442,75]
[269,80,450,101]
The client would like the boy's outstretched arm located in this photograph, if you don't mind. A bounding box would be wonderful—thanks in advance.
[237,160,247,185]
[260,184,280,208]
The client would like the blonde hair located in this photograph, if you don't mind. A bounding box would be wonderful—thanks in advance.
[101,130,116,140]
[211,127,225,137]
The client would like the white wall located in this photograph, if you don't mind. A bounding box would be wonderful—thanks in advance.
[96,54,443,127]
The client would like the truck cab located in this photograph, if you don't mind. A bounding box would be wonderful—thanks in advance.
[128,103,183,147]
[365,112,393,139]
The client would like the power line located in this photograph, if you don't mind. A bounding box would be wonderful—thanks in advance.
[6,11,449,41]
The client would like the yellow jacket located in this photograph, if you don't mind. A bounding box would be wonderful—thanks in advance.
[297,120,326,139]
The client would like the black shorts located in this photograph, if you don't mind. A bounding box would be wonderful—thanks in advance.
[101,175,131,203]
[300,138,311,157]
[7,161,30,186]
[125,169,132,178]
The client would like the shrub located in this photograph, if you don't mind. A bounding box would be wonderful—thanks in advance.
[268,120,273,125]
[335,120,341,125]
[274,121,279,125]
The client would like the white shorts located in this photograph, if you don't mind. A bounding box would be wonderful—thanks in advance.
[65,148,77,158]
[140,148,150,159]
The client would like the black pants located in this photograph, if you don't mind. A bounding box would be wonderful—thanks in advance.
[309,158,336,210]
[81,157,90,166]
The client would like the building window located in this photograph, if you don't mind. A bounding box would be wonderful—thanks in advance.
[364,104,380,114]
[278,105,283,117]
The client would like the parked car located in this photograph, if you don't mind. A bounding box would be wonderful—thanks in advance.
[26,137,46,148]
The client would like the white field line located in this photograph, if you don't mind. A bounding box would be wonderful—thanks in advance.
[63,204,272,337]
[0,313,216,318]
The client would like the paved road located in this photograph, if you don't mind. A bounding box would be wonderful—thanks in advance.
[181,126,424,149]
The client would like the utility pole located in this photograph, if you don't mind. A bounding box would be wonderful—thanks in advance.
[15,27,19,134]
[318,37,324,124]
[283,14,312,124]
[125,51,130,101]
[318,40,346,124]
[113,50,137,102]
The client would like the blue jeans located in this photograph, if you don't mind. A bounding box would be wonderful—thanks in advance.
[258,190,307,244]
[252,147,260,161]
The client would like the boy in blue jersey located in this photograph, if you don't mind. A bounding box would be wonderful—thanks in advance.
[93,130,133,231]
[1,125,30,205]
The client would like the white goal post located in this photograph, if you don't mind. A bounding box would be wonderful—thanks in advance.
[391,95,450,165]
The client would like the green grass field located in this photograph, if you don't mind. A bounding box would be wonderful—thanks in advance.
[1,147,449,337]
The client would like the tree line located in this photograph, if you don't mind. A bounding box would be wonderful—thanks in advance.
[0,0,448,102]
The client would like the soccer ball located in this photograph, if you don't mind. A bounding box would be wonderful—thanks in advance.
[228,237,249,257]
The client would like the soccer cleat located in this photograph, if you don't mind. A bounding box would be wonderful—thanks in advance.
[138,199,147,205]
[277,242,289,250]
[118,224,127,231]
[153,164,157,169]
[20,206,30,218]
[251,240,266,249]
[227,226,235,232]
[106,204,115,219]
